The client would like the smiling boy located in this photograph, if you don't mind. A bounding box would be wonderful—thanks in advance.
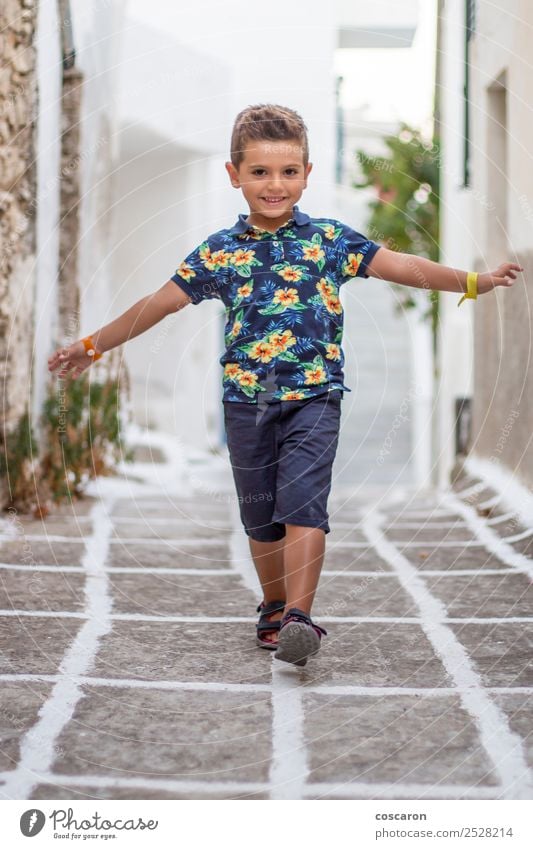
[49,104,522,666]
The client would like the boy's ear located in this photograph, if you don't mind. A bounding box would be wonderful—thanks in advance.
[303,161,313,188]
[225,161,241,188]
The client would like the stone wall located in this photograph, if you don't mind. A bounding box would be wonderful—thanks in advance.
[0,0,37,429]
[58,66,83,340]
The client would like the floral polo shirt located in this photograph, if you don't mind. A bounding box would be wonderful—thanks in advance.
[171,205,381,404]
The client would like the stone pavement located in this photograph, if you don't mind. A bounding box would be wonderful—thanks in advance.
[0,435,532,801]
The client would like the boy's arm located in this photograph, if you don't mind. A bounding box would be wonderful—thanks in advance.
[48,280,191,379]
[365,247,522,296]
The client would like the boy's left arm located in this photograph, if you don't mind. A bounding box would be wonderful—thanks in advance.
[365,247,523,297]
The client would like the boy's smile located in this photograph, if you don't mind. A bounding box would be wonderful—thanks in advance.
[225,140,313,232]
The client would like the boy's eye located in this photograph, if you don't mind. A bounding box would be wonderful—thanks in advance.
[251,168,299,176]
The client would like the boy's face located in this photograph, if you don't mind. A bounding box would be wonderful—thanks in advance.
[225,139,312,230]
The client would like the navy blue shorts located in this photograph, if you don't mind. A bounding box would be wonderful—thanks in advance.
[223,390,342,542]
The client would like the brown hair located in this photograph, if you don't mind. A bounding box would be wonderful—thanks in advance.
[230,104,309,168]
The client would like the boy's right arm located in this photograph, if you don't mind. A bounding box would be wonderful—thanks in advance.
[48,280,191,379]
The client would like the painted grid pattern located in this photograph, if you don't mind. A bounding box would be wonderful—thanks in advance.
[0,458,531,800]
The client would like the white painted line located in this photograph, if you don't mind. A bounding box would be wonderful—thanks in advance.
[0,673,272,693]
[2,672,532,698]
[0,564,236,576]
[1,498,116,801]
[113,517,230,526]
[270,667,308,800]
[0,770,503,800]
[462,455,533,529]
[2,610,533,624]
[380,522,468,529]
[486,511,519,526]
[227,496,310,801]
[303,782,503,800]
[7,531,498,549]
[330,540,485,548]
[501,527,533,543]
[321,568,514,577]
[452,480,492,500]
[0,563,85,573]
[363,503,533,800]
[441,490,533,581]
[10,535,230,546]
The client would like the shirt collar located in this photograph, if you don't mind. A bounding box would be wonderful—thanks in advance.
[230,205,311,235]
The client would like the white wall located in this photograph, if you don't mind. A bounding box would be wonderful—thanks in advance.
[436,0,476,487]
[69,0,127,340]
[32,0,62,430]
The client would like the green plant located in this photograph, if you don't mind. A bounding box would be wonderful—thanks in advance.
[39,369,134,503]
[0,410,38,511]
[355,123,440,357]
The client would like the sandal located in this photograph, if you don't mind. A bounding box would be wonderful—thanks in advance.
[256,599,286,650]
[274,607,327,666]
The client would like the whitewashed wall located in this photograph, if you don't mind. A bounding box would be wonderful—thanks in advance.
[436,0,476,488]
[32,0,62,430]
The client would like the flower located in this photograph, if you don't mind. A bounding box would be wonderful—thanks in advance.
[343,252,364,276]
[224,363,242,378]
[278,265,303,282]
[304,365,327,385]
[316,278,335,296]
[249,341,275,363]
[205,249,231,270]
[176,262,196,281]
[325,343,341,361]
[232,249,255,266]
[302,244,325,263]
[269,330,296,353]
[237,370,259,387]
[273,288,299,306]
[325,295,342,315]
[199,244,212,263]
[230,320,242,337]
[281,390,306,400]
[237,283,253,298]
[323,224,335,240]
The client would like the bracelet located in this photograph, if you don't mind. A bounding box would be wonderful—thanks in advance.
[457,271,478,307]
[81,335,103,361]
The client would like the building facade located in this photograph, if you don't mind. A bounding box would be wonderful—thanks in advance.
[438,0,533,489]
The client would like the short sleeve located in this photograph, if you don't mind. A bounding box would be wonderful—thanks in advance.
[335,223,382,281]
[171,239,230,305]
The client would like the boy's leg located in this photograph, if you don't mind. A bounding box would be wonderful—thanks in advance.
[283,525,325,615]
[223,399,287,644]
[270,390,342,621]
[248,538,286,602]
[248,537,286,644]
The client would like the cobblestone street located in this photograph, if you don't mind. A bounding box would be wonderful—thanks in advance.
[0,433,531,801]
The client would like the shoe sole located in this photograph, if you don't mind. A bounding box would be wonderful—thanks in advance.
[274,622,321,666]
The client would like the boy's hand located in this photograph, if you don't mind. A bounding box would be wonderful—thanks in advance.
[48,340,97,379]
[477,262,523,295]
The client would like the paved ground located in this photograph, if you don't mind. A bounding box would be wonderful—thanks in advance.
[0,436,531,801]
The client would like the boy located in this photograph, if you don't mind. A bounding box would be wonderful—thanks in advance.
[48,104,522,666]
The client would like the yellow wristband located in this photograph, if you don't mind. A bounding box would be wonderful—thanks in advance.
[457,271,478,307]
[82,335,103,361]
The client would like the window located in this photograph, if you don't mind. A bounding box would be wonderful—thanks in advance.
[463,0,476,187]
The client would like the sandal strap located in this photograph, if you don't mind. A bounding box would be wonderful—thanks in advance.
[280,607,327,637]
[256,599,286,615]
[256,599,286,636]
